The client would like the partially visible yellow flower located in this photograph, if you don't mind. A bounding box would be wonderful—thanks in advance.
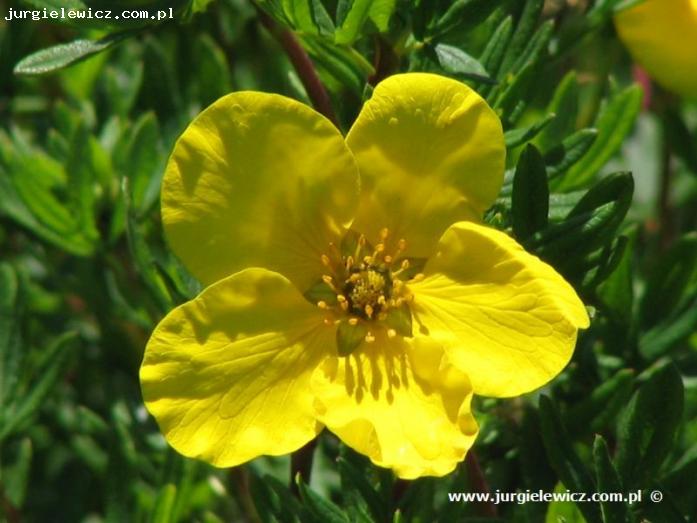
[615,0,697,98]
[139,73,589,479]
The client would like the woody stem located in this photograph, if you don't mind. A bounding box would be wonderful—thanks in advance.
[254,5,338,126]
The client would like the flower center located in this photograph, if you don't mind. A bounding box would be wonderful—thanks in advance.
[345,266,391,319]
[309,228,424,355]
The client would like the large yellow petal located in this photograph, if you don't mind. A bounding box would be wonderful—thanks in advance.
[140,268,333,467]
[615,0,697,99]
[409,222,589,398]
[162,92,360,291]
[345,73,505,256]
[311,333,478,479]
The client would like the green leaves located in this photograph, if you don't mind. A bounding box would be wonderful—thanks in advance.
[593,436,630,523]
[616,362,684,489]
[0,264,77,442]
[14,33,129,75]
[433,44,490,82]
[538,395,602,523]
[0,130,98,255]
[556,85,642,191]
[512,144,548,240]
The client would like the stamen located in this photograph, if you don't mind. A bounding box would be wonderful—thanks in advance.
[365,332,375,343]
[387,329,397,338]
[317,301,328,309]
[380,228,389,240]
[365,304,374,319]
[411,273,425,282]
[348,317,359,326]
[321,254,331,267]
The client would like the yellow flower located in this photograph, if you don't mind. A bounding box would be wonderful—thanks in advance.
[615,0,697,98]
[140,73,589,479]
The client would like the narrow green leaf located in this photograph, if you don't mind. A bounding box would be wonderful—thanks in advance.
[593,436,630,523]
[533,173,633,264]
[597,232,635,325]
[302,34,374,95]
[0,264,21,415]
[616,362,684,489]
[537,71,579,151]
[510,19,553,74]
[499,0,543,74]
[67,125,99,243]
[538,395,602,523]
[544,128,598,179]
[545,483,588,523]
[478,15,513,95]
[126,112,164,217]
[151,484,177,523]
[3,438,32,507]
[0,332,77,441]
[433,43,490,81]
[557,85,642,191]
[639,293,697,360]
[433,0,500,36]
[493,61,536,123]
[124,179,173,312]
[338,456,388,523]
[283,0,335,35]
[14,33,129,75]
[335,0,373,44]
[368,0,396,31]
[564,369,635,436]
[512,144,548,240]
[297,477,350,523]
[639,234,697,328]
[504,113,555,148]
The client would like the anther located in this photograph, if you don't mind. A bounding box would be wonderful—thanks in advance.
[348,317,359,326]
[384,255,393,264]
[317,301,328,309]
[321,254,331,267]
[411,273,425,282]
[387,329,397,339]
[365,304,374,319]
[380,228,389,240]
[365,332,375,343]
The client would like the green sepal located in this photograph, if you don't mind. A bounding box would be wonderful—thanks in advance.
[304,280,339,307]
[385,302,413,338]
[337,319,368,356]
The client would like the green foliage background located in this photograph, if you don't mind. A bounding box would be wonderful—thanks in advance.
[1,0,697,521]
